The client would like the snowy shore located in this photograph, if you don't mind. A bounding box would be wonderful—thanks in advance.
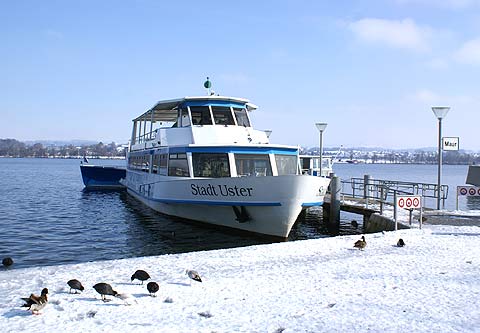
[1,224,479,333]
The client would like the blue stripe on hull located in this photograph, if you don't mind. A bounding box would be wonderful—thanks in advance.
[301,202,324,207]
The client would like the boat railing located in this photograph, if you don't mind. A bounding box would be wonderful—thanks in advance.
[135,130,158,144]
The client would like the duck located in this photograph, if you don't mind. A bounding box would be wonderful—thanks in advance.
[186,269,202,283]
[93,283,118,302]
[354,236,367,250]
[21,288,48,314]
[115,292,137,305]
[397,238,406,247]
[67,279,84,294]
[131,270,151,284]
[147,281,159,297]
[2,257,13,267]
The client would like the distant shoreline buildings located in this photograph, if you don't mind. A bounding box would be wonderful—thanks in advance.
[1,138,479,165]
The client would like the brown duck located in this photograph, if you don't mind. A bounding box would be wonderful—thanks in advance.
[21,288,48,314]
[354,236,367,250]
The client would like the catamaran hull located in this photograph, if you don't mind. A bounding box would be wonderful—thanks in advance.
[124,173,330,238]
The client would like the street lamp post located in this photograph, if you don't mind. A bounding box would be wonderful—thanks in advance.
[431,106,450,210]
[315,123,328,177]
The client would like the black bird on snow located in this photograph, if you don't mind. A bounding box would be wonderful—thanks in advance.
[147,281,159,297]
[67,279,84,294]
[93,283,118,302]
[131,270,151,284]
[397,238,406,247]
[186,269,202,283]
[354,236,367,250]
[21,287,48,314]
[2,257,13,267]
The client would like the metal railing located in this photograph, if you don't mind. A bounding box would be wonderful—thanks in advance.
[337,176,449,211]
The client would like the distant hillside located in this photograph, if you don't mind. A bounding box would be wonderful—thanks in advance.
[23,139,104,147]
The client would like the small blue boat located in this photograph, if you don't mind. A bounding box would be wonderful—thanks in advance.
[80,164,126,189]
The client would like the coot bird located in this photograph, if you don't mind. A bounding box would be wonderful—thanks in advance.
[67,279,85,294]
[186,269,202,283]
[354,236,367,250]
[147,281,159,297]
[21,288,48,314]
[93,283,118,302]
[397,238,406,247]
[2,257,13,267]
[131,270,151,284]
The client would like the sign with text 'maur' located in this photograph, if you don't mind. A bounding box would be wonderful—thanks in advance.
[443,137,459,151]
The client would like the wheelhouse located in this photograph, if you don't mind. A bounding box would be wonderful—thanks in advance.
[129,96,258,148]
[127,96,301,178]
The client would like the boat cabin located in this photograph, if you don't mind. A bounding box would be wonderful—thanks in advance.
[130,96,266,150]
[127,96,302,179]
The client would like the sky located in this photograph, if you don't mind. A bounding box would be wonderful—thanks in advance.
[1,0,480,150]
[1,221,479,332]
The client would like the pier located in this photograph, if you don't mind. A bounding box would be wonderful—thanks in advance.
[322,174,449,232]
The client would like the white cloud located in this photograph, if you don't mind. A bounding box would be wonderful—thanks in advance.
[349,18,432,52]
[454,38,480,65]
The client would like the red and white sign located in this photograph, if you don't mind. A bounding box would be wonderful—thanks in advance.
[457,186,480,197]
[396,195,422,209]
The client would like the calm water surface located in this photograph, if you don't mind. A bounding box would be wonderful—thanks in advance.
[0,158,475,269]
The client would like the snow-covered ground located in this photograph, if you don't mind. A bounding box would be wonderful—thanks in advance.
[1,223,479,333]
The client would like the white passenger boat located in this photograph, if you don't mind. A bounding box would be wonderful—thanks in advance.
[123,93,330,238]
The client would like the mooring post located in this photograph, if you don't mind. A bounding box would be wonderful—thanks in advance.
[380,186,384,214]
[393,190,398,231]
[364,174,370,208]
[329,176,341,226]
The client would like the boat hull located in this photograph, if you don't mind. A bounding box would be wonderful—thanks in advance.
[124,172,330,238]
[80,165,126,189]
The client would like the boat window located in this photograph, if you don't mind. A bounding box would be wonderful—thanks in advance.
[168,153,190,177]
[152,153,168,175]
[233,107,250,127]
[212,106,235,126]
[190,106,212,125]
[128,155,149,173]
[180,108,191,127]
[192,153,230,178]
[275,154,298,175]
[234,154,272,177]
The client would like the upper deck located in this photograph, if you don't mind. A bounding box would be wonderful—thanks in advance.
[130,96,270,151]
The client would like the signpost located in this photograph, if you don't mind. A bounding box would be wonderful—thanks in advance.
[395,195,423,230]
[456,185,480,210]
[443,137,459,151]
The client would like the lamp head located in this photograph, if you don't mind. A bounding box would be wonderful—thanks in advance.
[431,106,450,120]
[315,123,328,132]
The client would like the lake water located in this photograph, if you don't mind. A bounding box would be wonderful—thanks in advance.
[0,158,475,269]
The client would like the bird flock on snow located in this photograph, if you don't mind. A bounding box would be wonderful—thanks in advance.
[7,235,406,315]
[14,266,203,314]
